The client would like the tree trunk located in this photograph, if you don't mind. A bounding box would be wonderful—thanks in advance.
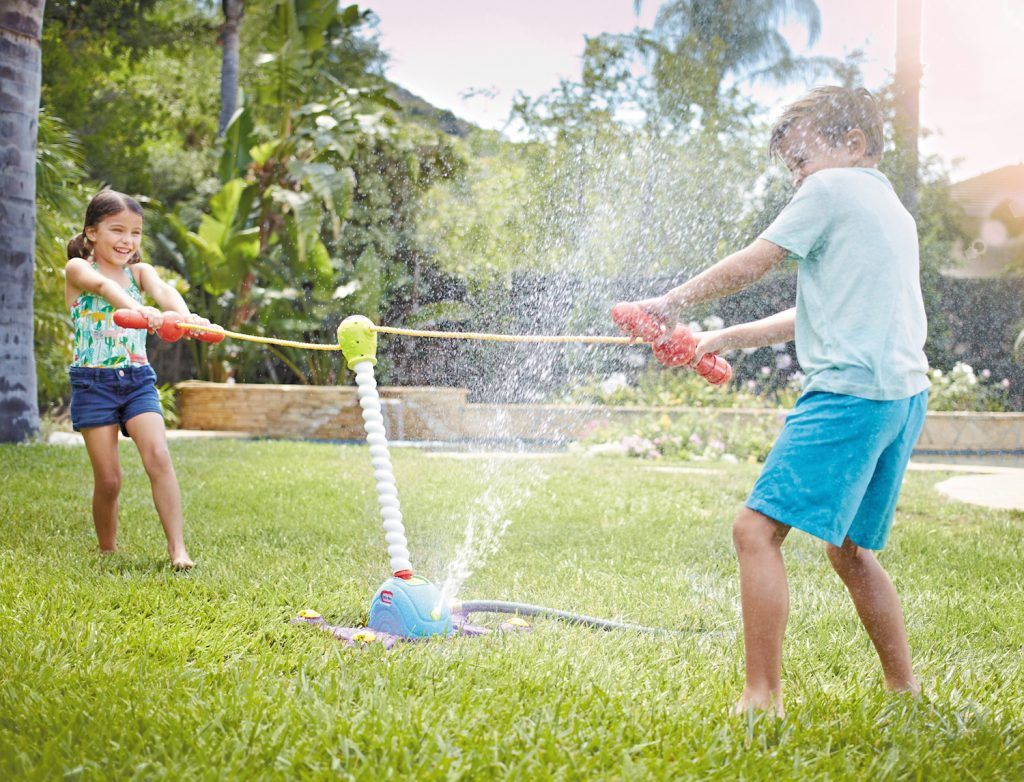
[894,0,922,214]
[0,1,44,443]
[218,0,244,136]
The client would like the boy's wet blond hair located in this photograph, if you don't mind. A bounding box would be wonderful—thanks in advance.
[769,86,884,161]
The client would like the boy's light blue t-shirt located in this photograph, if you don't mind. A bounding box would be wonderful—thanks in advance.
[759,167,930,401]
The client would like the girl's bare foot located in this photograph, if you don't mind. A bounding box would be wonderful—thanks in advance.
[886,677,921,696]
[168,545,194,570]
[733,689,785,718]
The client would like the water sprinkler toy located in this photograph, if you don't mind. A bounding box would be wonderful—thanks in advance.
[116,308,729,645]
[611,302,732,384]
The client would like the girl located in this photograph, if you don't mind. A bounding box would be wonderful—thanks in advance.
[65,189,206,569]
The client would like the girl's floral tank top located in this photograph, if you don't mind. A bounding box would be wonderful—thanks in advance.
[70,266,148,368]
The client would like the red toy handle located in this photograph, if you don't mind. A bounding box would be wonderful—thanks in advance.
[113,309,224,344]
[611,302,732,385]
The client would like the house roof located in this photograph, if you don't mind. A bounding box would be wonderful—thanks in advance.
[950,164,1024,216]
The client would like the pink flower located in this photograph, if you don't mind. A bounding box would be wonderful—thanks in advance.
[1002,378,1011,388]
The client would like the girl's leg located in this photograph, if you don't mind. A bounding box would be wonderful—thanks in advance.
[732,507,791,715]
[123,413,193,569]
[825,539,918,693]
[81,425,123,552]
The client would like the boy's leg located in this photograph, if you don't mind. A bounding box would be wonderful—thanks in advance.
[124,412,193,568]
[732,507,791,714]
[81,425,123,552]
[826,539,918,693]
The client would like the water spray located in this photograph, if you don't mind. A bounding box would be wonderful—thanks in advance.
[115,307,731,644]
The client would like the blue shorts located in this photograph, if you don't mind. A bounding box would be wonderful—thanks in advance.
[746,389,928,550]
[69,365,163,437]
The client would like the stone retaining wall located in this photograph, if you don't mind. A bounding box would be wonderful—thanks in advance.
[175,382,1024,455]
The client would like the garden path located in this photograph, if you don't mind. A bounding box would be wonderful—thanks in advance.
[908,462,1024,511]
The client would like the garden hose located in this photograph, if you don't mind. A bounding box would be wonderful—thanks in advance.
[455,600,728,637]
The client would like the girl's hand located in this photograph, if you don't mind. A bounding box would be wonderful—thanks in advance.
[139,306,164,331]
[183,313,211,338]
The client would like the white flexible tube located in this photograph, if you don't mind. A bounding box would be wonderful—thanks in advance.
[354,360,412,574]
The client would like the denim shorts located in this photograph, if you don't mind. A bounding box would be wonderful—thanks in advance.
[69,364,163,436]
[746,389,928,550]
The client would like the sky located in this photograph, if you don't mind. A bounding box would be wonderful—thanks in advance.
[366,0,1024,180]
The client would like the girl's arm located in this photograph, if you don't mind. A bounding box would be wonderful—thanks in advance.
[692,308,796,362]
[135,264,210,327]
[134,263,191,315]
[66,258,162,325]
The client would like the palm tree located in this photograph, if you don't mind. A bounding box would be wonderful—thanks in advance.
[218,0,245,135]
[634,0,827,124]
[0,1,44,443]
[894,0,922,213]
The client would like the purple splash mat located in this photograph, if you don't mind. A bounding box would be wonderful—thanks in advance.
[292,610,531,649]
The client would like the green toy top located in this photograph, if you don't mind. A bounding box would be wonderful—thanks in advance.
[337,315,378,368]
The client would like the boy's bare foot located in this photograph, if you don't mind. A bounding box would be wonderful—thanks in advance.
[168,545,194,570]
[99,546,119,554]
[733,689,785,718]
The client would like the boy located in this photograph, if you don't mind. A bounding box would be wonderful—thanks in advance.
[624,86,929,715]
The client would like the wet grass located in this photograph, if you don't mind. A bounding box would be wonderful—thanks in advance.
[1,439,1022,780]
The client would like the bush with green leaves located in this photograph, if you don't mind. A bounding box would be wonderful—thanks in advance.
[927,362,1010,412]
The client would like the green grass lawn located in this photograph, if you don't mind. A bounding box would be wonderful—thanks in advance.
[1,440,1023,780]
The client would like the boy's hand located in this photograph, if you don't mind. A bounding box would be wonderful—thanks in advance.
[690,329,730,366]
[614,295,679,343]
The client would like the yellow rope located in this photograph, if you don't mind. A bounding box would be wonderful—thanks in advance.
[179,322,637,350]
[372,324,634,345]
[180,323,341,351]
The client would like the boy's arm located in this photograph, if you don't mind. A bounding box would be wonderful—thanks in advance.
[693,308,796,363]
[627,239,789,333]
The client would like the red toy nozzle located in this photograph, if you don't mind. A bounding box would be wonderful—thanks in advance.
[610,302,666,342]
[393,570,414,580]
[113,309,224,344]
[610,302,733,385]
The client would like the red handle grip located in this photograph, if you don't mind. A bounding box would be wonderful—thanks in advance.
[113,309,224,344]
[611,302,732,385]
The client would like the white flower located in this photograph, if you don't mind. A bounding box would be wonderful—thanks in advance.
[599,373,630,395]
[703,315,724,331]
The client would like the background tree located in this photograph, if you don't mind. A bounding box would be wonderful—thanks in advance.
[893,0,922,213]
[219,0,245,135]
[0,0,45,443]
[634,0,835,127]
